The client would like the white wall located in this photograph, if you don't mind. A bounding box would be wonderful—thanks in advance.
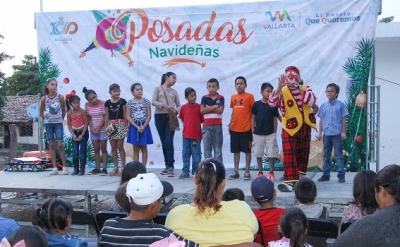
[375,22,400,168]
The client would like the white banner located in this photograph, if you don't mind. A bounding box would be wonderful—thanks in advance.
[36,0,379,168]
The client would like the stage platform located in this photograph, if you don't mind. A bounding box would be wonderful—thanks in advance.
[0,167,354,217]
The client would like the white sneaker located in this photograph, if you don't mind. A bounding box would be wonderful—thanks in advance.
[62,167,69,175]
[278,183,294,192]
[50,168,59,175]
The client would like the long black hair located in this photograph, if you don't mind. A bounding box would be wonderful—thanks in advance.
[161,72,175,85]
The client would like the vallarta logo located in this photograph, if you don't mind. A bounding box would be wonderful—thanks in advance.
[264,10,296,31]
[50,17,78,44]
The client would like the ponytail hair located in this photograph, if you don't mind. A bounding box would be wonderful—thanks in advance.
[161,72,175,85]
[66,95,80,112]
[82,87,97,100]
[193,159,226,215]
[42,78,57,96]
[31,198,53,230]
[375,164,400,204]
[279,207,308,247]
[48,198,73,231]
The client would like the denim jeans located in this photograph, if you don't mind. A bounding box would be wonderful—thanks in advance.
[154,114,175,169]
[202,125,223,163]
[44,123,64,142]
[182,138,202,175]
[72,130,89,160]
[323,134,345,177]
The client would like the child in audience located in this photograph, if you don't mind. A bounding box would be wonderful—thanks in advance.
[2,225,47,247]
[178,87,203,178]
[0,214,19,240]
[200,78,225,163]
[268,207,311,247]
[228,76,255,180]
[251,176,284,245]
[222,188,245,201]
[294,177,328,247]
[251,82,279,180]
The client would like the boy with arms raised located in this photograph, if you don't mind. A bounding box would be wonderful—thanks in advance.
[200,78,225,163]
[251,82,280,181]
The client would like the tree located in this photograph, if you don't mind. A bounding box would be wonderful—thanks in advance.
[0,34,14,119]
[2,55,41,96]
[378,16,394,23]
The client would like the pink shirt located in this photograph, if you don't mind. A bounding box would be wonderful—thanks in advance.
[85,101,105,132]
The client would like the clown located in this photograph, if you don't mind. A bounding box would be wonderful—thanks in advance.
[268,66,317,192]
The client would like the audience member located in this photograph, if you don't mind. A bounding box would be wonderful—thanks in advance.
[251,176,284,245]
[222,188,245,201]
[2,225,48,247]
[98,173,198,247]
[268,207,311,247]
[165,159,258,246]
[0,214,19,240]
[294,178,328,247]
[333,164,400,246]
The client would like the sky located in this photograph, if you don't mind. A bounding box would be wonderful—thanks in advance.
[0,0,399,77]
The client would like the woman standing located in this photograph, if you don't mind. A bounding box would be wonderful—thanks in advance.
[152,72,181,177]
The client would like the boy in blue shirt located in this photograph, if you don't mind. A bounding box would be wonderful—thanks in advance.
[317,83,349,183]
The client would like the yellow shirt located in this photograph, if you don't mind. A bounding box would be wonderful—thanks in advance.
[165,200,258,247]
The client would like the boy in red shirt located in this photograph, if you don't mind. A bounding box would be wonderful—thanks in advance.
[179,87,203,178]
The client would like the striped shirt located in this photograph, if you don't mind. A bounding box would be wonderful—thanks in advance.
[317,99,349,136]
[201,93,224,126]
[98,218,198,247]
[85,101,105,132]
[268,85,316,115]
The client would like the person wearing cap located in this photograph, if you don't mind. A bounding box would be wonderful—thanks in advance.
[98,173,198,247]
[268,66,317,192]
[165,159,258,247]
[251,176,284,246]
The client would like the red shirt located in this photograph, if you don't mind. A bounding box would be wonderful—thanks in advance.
[253,207,285,244]
[179,103,203,140]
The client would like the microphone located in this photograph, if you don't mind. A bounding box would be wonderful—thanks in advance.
[293,83,299,89]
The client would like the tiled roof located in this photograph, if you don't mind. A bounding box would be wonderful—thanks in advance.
[1,95,39,123]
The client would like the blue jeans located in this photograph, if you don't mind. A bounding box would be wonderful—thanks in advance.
[72,130,89,160]
[323,134,345,177]
[44,123,64,142]
[182,138,202,175]
[202,125,223,163]
[154,114,175,169]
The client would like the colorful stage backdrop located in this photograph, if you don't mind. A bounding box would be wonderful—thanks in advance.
[36,0,379,170]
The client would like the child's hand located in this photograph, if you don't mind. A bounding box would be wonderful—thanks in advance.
[317,133,322,141]
[138,126,144,133]
[341,132,347,140]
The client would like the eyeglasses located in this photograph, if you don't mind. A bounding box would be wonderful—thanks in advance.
[325,90,336,93]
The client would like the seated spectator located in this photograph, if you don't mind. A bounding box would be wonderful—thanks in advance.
[31,198,87,247]
[165,159,258,247]
[341,170,379,223]
[222,188,245,201]
[294,177,328,247]
[2,225,48,247]
[0,213,19,240]
[114,182,130,214]
[251,175,284,245]
[98,173,197,247]
[110,161,146,212]
[333,164,400,247]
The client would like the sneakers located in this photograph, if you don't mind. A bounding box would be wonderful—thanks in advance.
[267,172,275,183]
[62,167,69,175]
[100,169,108,176]
[50,168,58,175]
[78,170,85,176]
[228,171,240,180]
[88,168,101,175]
[179,173,190,179]
[167,168,175,177]
[318,176,330,182]
[243,172,251,180]
[278,183,294,192]
[257,172,264,177]
[160,168,169,175]
[338,176,345,183]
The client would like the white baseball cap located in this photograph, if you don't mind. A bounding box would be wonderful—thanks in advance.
[126,173,174,205]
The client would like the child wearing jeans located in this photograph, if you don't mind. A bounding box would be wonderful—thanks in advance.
[178,87,203,178]
[40,78,69,175]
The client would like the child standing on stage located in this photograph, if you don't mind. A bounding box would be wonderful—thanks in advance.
[83,87,108,176]
[178,87,203,178]
[228,76,255,180]
[200,78,225,163]
[66,94,89,176]
[251,82,280,181]
[126,83,153,165]
[105,83,128,176]
[40,78,69,175]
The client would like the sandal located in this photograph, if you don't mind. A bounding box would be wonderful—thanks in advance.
[108,167,119,176]
[118,168,123,176]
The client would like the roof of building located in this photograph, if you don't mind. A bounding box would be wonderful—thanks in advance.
[1,95,39,123]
